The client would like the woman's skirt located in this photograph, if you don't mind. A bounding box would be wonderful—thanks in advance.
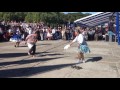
[78,45,90,54]
[10,38,21,42]
[9,35,21,42]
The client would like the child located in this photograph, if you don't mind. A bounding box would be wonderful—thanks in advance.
[64,27,90,63]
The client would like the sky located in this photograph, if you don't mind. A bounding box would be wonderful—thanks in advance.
[64,12,97,14]
[82,12,97,14]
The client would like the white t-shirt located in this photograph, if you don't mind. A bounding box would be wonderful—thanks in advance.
[52,29,56,34]
[0,28,3,34]
[8,29,12,33]
[72,34,84,44]
[29,29,32,35]
[26,27,32,35]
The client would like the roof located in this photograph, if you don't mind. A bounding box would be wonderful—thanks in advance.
[74,12,117,27]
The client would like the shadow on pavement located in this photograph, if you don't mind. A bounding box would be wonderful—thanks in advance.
[0,57,64,66]
[0,53,27,58]
[38,53,64,57]
[0,52,57,58]
[0,63,75,78]
[40,44,51,46]
[86,56,102,62]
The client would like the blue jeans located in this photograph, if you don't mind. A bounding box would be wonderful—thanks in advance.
[108,31,114,42]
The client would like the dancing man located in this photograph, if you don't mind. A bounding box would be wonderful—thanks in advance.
[25,31,38,57]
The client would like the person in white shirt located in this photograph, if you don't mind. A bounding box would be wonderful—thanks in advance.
[8,28,12,33]
[52,28,56,34]
[61,28,66,40]
[51,27,56,40]
[28,27,32,35]
[26,26,32,35]
[0,27,3,34]
[67,27,90,63]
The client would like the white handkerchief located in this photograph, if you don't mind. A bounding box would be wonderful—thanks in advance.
[27,43,34,49]
[64,44,70,50]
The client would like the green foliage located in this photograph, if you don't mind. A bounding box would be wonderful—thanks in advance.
[25,12,34,22]
[0,12,91,26]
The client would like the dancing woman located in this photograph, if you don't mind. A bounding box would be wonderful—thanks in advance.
[10,31,21,47]
[65,28,90,63]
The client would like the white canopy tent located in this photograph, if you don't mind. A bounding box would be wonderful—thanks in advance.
[74,12,120,45]
[74,12,116,27]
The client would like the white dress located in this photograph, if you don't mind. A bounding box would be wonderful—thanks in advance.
[47,32,52,37]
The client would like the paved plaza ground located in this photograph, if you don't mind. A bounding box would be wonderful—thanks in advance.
[0,40,120,78]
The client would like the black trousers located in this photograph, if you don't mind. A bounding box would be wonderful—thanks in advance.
[29,44,36,55]
[0,34,3,41]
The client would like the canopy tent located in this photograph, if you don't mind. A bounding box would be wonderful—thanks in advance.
[74,12,120,45]
[74,12,116,27]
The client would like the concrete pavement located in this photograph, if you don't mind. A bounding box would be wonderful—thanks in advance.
[0,40,120,78]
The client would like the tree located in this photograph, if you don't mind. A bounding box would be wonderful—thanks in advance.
[3,13,11,21]
[0,12,4,21]
[0,12,91,25]
[25,12,33,23]
[14,12,26,21]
